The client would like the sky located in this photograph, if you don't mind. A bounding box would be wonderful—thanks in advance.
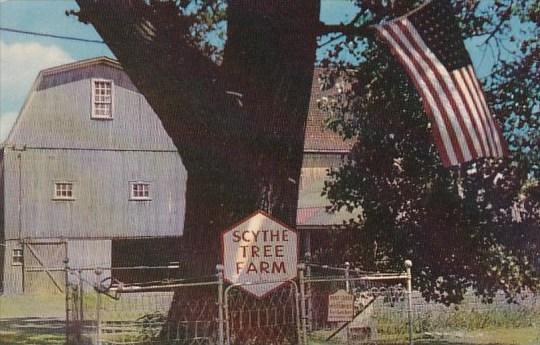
[0,0,358,141]
[0,0,113,140]
[0,0,510,142]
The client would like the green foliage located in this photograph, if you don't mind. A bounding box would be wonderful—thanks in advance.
[320,0,540,304]
[147,0,227,62]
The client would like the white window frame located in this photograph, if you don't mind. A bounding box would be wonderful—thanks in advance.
[12,248,23,266]
[53,182,75,200]
[91,78,114,119]
[129,181,151,201]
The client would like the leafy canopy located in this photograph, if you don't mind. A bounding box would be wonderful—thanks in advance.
[319,0,539,304]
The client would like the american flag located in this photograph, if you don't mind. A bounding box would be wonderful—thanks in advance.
[374,0,508,167]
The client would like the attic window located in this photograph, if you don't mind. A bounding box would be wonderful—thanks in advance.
[91,79,113,119]
[130,182,151,200]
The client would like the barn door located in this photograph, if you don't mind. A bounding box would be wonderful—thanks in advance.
[23,241,67,294]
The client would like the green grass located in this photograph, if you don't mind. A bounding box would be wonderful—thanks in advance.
[413,308,540,332]
[0,326,538,345]
[308,327,540,345]
[448,327,540,344]
[0,294,65,319]
[0,291,172,320]
[0,294,66,345]
[0,330,64,345]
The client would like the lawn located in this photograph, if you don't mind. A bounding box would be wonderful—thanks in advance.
[0,329,65,345]
[0,294,65,319]
[415,327,540,345]
[1,294,539,345]
[0,327,538,345]
[0,294,66,345]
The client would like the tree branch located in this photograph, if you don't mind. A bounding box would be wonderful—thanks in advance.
[75,0,248,170]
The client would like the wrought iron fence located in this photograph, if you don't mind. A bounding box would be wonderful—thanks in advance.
[224,280,300,345]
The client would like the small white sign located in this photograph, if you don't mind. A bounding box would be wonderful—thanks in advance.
[328,289,355,322]
[221,211,298,298]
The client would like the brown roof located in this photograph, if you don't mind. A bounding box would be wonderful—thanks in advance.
[303,68,354,152]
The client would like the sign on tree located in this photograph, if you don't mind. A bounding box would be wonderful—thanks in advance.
[221,211,298,298]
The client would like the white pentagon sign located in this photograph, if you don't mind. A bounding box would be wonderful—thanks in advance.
[221,210,298,298]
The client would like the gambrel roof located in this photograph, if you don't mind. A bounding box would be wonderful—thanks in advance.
[4,57,177,152]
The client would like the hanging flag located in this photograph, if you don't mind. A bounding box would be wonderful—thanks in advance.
[373,0,508,167]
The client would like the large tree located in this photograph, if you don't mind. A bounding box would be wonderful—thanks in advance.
[74,0,325,273]
[319,0,540,304]
[73,0,538,307]
[72,2,354,344]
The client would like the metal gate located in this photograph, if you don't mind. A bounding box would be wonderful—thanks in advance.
[224,281,300,345]
[23,240,67,293]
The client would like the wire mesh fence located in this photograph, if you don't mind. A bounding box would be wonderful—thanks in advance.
[62,261,540,345]
[65,267,222,345]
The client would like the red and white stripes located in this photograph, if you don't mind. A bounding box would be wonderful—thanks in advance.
[375,19,507,167]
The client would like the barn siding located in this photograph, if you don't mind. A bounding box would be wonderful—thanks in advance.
[3,150,21,242]
[67,239,111,287]
[0,149,5,291]
[0,149,4,237]
[1,147,185,239]
[2,240,23,294]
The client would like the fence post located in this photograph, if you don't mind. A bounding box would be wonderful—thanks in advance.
[224,285,232,345]
[304,252,312,332]
[78,269,84,341]
[298,263,308,345]
[344,262,351,293]
[95,268,103,345]
[64,258,70,345]
[405,259,413,345]
[217,264,225,345]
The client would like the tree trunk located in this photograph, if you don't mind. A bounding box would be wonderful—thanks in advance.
[168,2,318,342]
[75,1,319,343]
